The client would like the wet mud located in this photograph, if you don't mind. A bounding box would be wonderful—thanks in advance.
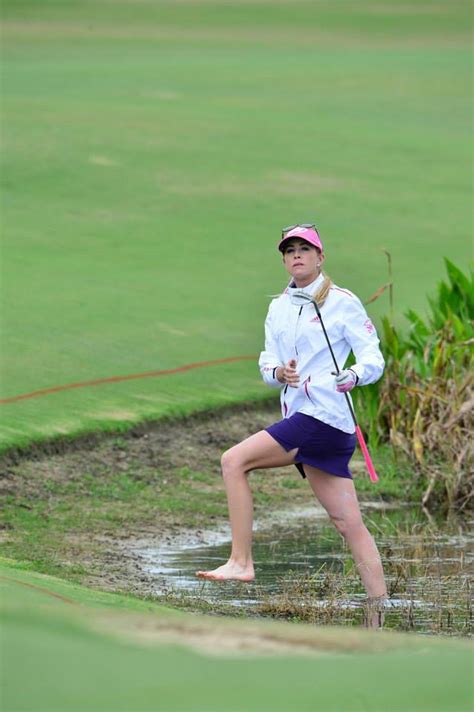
[1,399,327,596]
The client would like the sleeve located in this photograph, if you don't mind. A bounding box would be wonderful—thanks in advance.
[258,302,284,389]
[341,295,385,386]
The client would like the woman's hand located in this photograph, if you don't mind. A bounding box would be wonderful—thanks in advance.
[333,369,358,393]
[276,359,300,388]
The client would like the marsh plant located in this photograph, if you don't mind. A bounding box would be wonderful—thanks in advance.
[253,553,472,635]
[354,259,473,511]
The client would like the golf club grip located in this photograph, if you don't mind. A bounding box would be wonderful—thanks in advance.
[355,426,379,482]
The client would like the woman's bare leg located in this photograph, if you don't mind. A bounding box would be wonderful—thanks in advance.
[196,431,297,581]
[303,465,387,620]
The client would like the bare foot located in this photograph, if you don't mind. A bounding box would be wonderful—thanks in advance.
[196,560,255,582]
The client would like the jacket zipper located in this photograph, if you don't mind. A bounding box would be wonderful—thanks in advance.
[303,374,316,406]
[294,306,303,357]
[283,306,303,418]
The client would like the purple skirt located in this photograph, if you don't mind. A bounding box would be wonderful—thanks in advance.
[265,412,356,479]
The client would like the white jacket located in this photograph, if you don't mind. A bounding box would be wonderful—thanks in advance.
[258,274,385,434]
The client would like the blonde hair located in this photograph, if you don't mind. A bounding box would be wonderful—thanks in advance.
[313,273,332,308]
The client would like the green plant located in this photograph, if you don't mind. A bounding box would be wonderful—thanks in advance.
[356,259,473,510]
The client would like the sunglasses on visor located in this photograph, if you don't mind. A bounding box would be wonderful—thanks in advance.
[281,223,317,238]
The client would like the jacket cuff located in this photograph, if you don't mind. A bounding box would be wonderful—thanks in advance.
[349,365,363,385]
[261,366,283,388]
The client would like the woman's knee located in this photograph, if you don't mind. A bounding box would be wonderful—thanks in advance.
[330,511,365,539]
[221,446,246,477]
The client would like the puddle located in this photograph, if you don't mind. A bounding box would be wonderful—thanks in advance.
[138,503,473,635]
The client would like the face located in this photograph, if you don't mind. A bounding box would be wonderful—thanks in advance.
[282,238,324,287]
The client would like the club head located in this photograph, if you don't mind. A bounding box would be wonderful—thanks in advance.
[289,290,314,307]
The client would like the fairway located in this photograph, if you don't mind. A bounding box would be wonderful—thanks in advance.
[1,0,472,451]
[1,561,473,712]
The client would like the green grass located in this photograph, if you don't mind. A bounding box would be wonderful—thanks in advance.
[0,452,313,580]
[0,467,227,577]
[1,561,472,712]
[354,444,420,499]
[1,0,472,452]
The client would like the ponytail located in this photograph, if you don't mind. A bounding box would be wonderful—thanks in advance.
[313,273,332,308]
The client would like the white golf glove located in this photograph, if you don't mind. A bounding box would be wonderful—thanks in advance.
[333,369,358,393]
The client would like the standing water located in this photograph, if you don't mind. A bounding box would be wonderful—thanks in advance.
[139,503,473,635]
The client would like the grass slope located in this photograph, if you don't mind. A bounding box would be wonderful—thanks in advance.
[1,561,472,712]
[1,0,472,451]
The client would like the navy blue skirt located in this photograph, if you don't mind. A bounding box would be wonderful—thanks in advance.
[266,412,356,479]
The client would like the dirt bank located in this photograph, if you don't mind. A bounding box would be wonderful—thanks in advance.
[5,399,373,596]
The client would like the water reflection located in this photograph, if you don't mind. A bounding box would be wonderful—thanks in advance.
[140,504,473,635]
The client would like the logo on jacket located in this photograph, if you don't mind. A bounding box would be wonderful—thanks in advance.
[364,319,375,334]
[309,315,320,323]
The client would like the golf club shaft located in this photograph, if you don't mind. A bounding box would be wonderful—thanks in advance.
[311,300,356,423]
[311,299,379,483]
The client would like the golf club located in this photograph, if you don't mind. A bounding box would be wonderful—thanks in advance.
[290,289,379,483]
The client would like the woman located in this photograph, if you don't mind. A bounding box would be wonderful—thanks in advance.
[197,223,388,619]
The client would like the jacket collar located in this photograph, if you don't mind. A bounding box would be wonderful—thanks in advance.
[287,273,325,303]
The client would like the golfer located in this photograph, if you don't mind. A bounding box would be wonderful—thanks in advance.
[197,224,387,615]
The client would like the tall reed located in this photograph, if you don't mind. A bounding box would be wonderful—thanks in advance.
[354,259,473,510]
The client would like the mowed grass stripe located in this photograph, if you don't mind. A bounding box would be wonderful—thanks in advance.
[2,0,472,42]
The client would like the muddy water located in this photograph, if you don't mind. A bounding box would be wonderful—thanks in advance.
[140,503,473,635]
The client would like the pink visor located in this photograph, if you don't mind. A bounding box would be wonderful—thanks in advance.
[278,226,323,253]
